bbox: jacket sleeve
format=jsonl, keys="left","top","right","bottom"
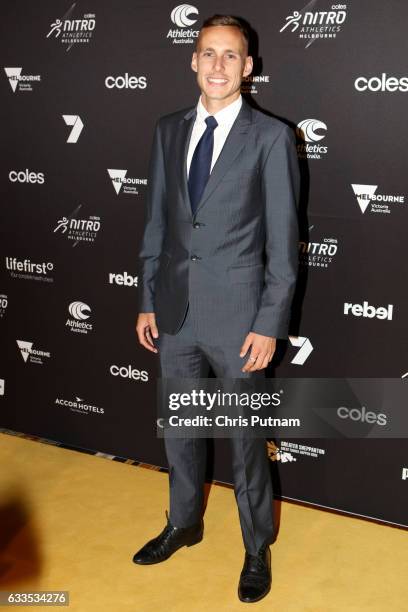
{"left": 137, "top": 119, "right": 167, "bottom": 313}
{"left": 250, "top": 124, "right": 300, "bottom": 339}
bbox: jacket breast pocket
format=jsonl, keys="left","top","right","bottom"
{"left": 228, "top": 263, "right": 264, "bottom": 284}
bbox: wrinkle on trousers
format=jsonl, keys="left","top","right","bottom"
{"left": 155, "top": 304, "right": 274, "bottom": 555}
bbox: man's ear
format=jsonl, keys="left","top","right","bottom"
{"left": 191, "top": 51, "right": 198, "bottom": 73}
{"left": 243, "top": 55, "right": 253, "bottom": 78}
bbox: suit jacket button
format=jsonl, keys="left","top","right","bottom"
{"left": 191, "top": 255, "right": 197, "bottom": 261}
{"left": 193, "top": 222, "right": 201, "bottom": 229}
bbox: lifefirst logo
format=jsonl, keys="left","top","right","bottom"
{"left": 5, "top": 257, "right": 54, "bottom": 282}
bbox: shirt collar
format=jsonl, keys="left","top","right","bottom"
{"left": 196, "top": 94, "right": 242, "bottom": 126}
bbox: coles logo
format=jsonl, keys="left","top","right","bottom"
{"left": 105, "top": 73, "right": 147, "bottom": 89}
{"left": 9, "top": 169, "right": 45, "bottom": 184}
{"left": 110, "top": 364, "right": 149, "bottom": 382}
{"left": 354, "top": 73, "right": 408, "bottom": 92}
{"left": 337, "top": 406, "right": 387, "bottom": 426}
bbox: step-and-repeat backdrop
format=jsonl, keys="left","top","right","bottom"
{"left": 1, "top": 1, "right": 407, "bottom": 527}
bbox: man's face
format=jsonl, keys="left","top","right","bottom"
{"left": 191, "top": 25, "right": 253, "bottom": 106}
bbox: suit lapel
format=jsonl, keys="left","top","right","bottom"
{"left": 176, "top": 107, "right": 196, "bottom": 220}
{"left": 177, "top": 99, "right": 253, "bottom": 219}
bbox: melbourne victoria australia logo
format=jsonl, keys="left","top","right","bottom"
{"left": 4, "top": 67, "right": 41, "bottom": 92}
{"left": 46, "top": 10, "right": 96, "bottom": 47}
{"left": 167, "top": 4, "right": 199, "bottom": 44}
{"left": 351, "top": 184, "right": 405, "bottom": 215}
{"left": 296, "top": 119, "right": 328, "bottom": 159}
{"left": 66, "top": 301, "right": 93, "bottom": 334}
{"left": 241, "top": 74, "right": 270, "bottom": 95}
{"left": 17, "top": 340, "right": 51, "bottom": 365}
{"left": 55, "top": 396, "right": 104, "bottom": 416}
{"left": 279, "top": 5, "right": 348, "bottom": 48}
{"left": 53, "top": 207, "right": 101, "bottom": 246}
{"left": 107, "top": 169, "right": 147, "bottom": 195}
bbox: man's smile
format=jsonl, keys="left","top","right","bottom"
{"left": 207, "top": 76, "right": 229, "bottom": 85}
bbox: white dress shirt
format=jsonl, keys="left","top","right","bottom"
{"left": 186, "top": 94, "right": 243, "bottom": 178}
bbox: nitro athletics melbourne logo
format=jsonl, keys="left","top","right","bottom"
{"left": 53, "top": 206, "right": 101, "bottom": 246}
{"left": 0, "top": 294, "right": 8, "bottom": 318}
{"left": 46, "top": 5, "right": 96, "bottom": 47}
{"left": 299, "top": 225, "right": 338, "bottom": 269}
{"left": 279, "top": 4, "right": 348, "bottom": 48}
{"left": 167, "top": 4, "right": 200, "bottom": 44}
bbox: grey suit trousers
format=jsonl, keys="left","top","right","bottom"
{"left": 156, "top": 303, "right": 274, "bottom": 555}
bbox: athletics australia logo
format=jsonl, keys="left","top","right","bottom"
{"left": 167, "top": 4, "right": 199, "bottom": 44}
{"left": 351, "top": 184, "right": 405, "bottom": 215}
{"left": 279, "top": 5, "right": 348, "bottom": 48}
{"left": 66, "top": 301, "right": 93, "bottom": 334}
{"left": 296, "top": 119, "right": 328, "bottom": 159}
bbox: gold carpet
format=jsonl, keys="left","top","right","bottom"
{"left": 0, "top": 432, "right": 406, "bottom": 612}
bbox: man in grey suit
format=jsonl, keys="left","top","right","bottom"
{"left": 133, "top": 14, "right": 299, "bottom": 603}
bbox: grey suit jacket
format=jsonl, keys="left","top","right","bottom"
{"left": 138, "top": 98, "right": 300, "bottom": 344}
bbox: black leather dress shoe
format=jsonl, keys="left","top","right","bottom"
{"left": 132, "top": 511, "right": 203, "bottom": 565}
{"left": 238, "top": 544, "right": 272, "bottom": 603}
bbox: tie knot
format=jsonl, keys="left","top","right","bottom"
{"left": 205, "top": 115, "right": 218, "bottom": 130}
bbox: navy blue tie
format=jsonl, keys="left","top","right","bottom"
{"left": 188, "top": 115, "right": 218, "bottom": 215}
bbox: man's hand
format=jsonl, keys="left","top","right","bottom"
{"left": 240, "top": 332, "right": 276, "bottom": 372}
{"left": 136, "top": 313, "right": 159, "bottom": 353}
